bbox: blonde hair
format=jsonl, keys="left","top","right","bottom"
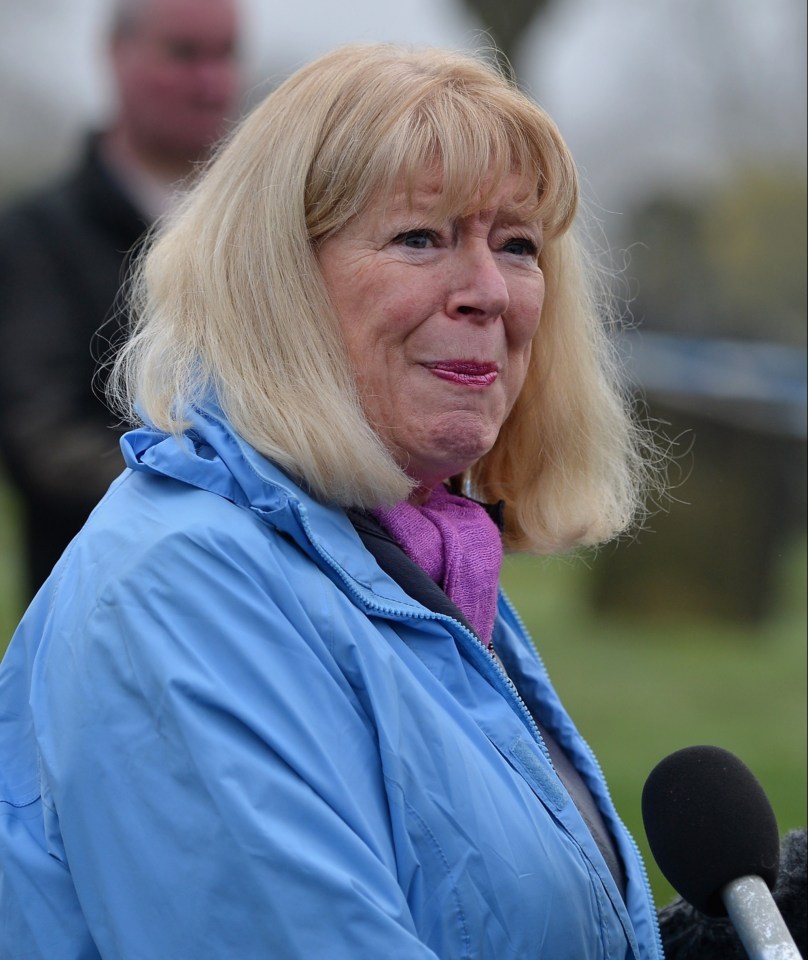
{"left": 110, "top": 42, "right": 654, "bottom": 553}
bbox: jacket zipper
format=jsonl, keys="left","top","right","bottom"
{"left": 297, "top": 504, "right": 554, "bottom": 763}
{"left": 500, "top": 591, "right": 664, "bottom": 960}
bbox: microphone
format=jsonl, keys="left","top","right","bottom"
{"left": 641, "top": 745, "right": 801, "bottom": 960}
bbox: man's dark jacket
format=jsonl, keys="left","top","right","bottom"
{"left": 0, "top": 136, "right": 149, "bottom": 596}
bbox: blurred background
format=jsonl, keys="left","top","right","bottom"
{"left": 1, "top": 0, "right": 805, "bottom": 905}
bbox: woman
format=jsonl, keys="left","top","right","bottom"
{"left": 0, "top": 44, "right": 662, "bottom": 958}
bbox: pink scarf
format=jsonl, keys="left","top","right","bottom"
{"left": 372, "top": 485, "right": 503, "bottom": 645}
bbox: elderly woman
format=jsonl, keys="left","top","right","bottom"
{"left": 0, "top": 44, "right": 662, "bottom": 959}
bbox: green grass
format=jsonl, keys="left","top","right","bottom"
{"left": 0, "top": 473, "right": 24, "bottom": 647}
{"left": 1, "top": 473, "right": 805, "bottom": 908}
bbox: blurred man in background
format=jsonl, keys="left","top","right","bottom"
{"left": 0, "top": 0, "right": 242, "bottom": 598}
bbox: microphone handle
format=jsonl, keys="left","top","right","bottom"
{"left": 722, "top": 874, "right": 800, "bottom": 960}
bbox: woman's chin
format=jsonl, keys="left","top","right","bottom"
{"left": 402, "top": 430, "right": 499, "bottom": 489}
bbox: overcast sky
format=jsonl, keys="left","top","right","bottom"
{"left": 1, "top": 0, "right": 805, "bottom": 215}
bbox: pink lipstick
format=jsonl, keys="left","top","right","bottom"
{"left": 427, "top": 361, "right": 498, "bottom": 386}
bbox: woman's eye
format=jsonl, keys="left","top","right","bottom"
{"left": 502, "top": 237, "right": 539, "bottom": 258}
{"left": 394, "top": 230, "right": 435, "bottom": 250}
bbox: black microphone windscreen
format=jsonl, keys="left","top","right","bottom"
{"left": 641, "top": 745, "right": 780, "bottom": 917}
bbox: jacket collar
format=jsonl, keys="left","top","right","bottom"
{"left": 119, "top": 404, "right": 423, "bottom": 612}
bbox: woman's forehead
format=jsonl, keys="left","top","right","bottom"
{"left": 380, "top": 164, "right": 543, "bottom": 223}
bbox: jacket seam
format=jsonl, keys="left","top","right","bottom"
{"left": 402, "top": 796, "right": 472, "bottom": 960}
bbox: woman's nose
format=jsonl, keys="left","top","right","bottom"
{"left": 445, "top": 245, "right": 509, "bottom": 321}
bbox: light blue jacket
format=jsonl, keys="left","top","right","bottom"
{"left": 0, "top": 407, "right": 663, "bottom": 959}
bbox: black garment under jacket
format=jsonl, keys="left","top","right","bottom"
{"left": 0, "top": 135, "right": 149, "bottom": 595}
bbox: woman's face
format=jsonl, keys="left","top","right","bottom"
{"left": 317, "top": 168, "right": 545, "bottom": 496}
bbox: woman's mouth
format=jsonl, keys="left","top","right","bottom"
{"left": 426, "top": 361, "right": 499, "bottom": 386}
